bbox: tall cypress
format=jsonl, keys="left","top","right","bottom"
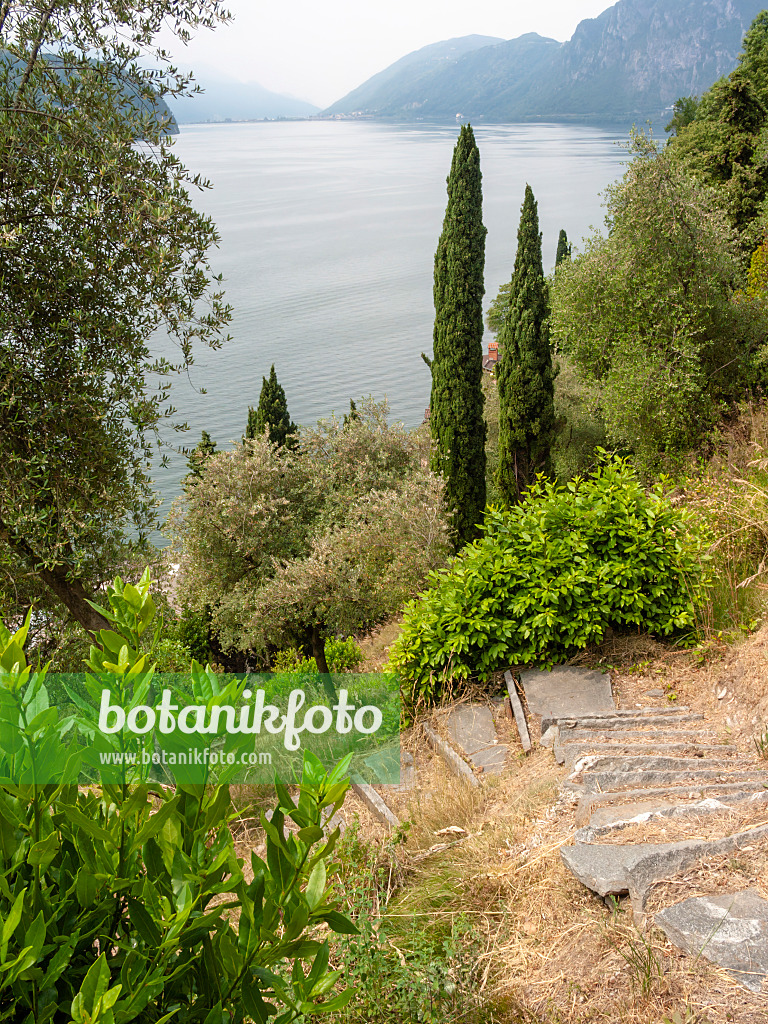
{"left": 555, "top": 229, "right": 571, "bottom": 267}
{"left": 184, "top": 430, "right": 217, "bottom": 485}
{"left": 430, "top": 124, "right": 487, "bottom": 546}
{"left": 245, "top": 365, "right": 298, "bottom": 448}
{"left": 496, "top": 184, "right": 556, "bottom": 504}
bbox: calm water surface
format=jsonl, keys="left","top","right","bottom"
{"left": 151, "top": 120, "right": 628, "bottom": 530}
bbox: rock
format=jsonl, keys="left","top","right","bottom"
{"left": 520, "top": 666, "right": 615, "bottom": 730}
{"left": 643, "top": 689, "right": 665, "bottom": 698}
{"left": 540, "top": 725, "right": 558, "bottom": 749}
{"left": 656, "top": 890, "right": 768, "bottom": 994}
{"left": 443, "top": 705, "right": 497, "bottom": 756}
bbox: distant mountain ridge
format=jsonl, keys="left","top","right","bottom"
{"left": 325, "top": 0, "right": 768, "bottom": 123}
{"left": 169, "top": 75, "right": 319, "bottom": 122}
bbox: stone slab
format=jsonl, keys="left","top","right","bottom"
{"left": 422, "top": 724, "right": 479, "bottom": 788}
{"left": 656, "top": 890, "right": 768, "bottom": 994}
{"left": 350, "top": 777, "right": 400, "bottom": 829}
{"left": 582, "top": 793, "right": 768, "bottom": 839}
{"left": 562, "top": 824, "right": 768, "bottom": 910}
{"left": 559, "top": 713, "right": 704, "bottom": 731}
{"left": 562, "top": 728, "right": 714, "bottom": 745}
{"left": 443, "top": 705, "right": 497, "bottom": 756}
{"left": 589, "top": 799, "right": 681, "bottom": 829}
{"left": 568, "top": 754, "right": 755, "bottom": 779}
{"left": 520, "top": 666, "right": 614, "bottom": 728}
{"left": 504, "top": 671, "right": 531, "bottom": 753}
{"left": 469, "top": 745, "right": 508, "bottom": 774}
{"left": 558, "top": 741, "right": 740, "bottom": 768}
{"left": 574, "top": 781, "right": 768, "bottom": 827}
{"left": 570, "top": 769, "right": 768, "bottom": 795}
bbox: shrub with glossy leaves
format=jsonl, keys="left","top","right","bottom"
{"left": 0, "top": 571, "right": 356, "bottom": 1023}
{"left": 391, "top": 458, "right": 710, "bottom": 705}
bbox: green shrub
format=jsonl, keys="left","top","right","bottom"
{"left": 0, "top": 571, "right": 356, "bottom": 1023}
{"left": 391, "top": 458, "right": 710, "bottom": 705}
{"left": 273, "top": 637, "right": 364, "bottom": 675}
{"left": 324, "top": 637, "right": 364, "bottom": 672}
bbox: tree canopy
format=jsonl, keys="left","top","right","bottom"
{"left": 169, "top": 399, "right": 452, "bottom": 669}
{"left": 245, "top": 364, "right": 298, "bottom": 448}
{"left": 429, "top": 123, "right": 487, "bottom": 547}
{"left": 0, "top": 1, "right": 231, "bottom": 635}
{"left": 551, "top": 133, "right": 768, "bottom": 470}
{"left": 496, "top": 185, "right": 556, "bottom": 503}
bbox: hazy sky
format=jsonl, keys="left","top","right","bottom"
{"left": 163, "top": 0, "right": 616, "bottom": 108}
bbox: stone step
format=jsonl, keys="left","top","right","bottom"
{"left": 589, "top": 790, "right": 768, "bottom": 830}
{"left": 560, "top": 728, "right": 719, "bottom": 745}
{"left": 656, "top": 889, "right": 768, "bottom": 994}
{"left": 554, "top": 706, "right": 693, "bottom": 720}
{"left": 575, "top": 780, "right": 768, "bottom": 827}
{"left": 566, "top": 767, "right": 767, "bottom": 795}
{"left": 576, "top": 791, "right": 768, "bottom": 842}
{"left": 558, "top": 741, "right": 740, "bottom": 768}
{"left": 556, "top": 713, "right": 704, "bottom": 731}
{"left": 568, "top": 754, "right": 758, "bottom": 778}
{"left": 560, "top": 823, "right": 768, "bottom": 913}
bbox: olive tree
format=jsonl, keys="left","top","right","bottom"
{"left": 169, "top": 399, "right": 453, "bottom": 669}
{"left": 0, "top": 1, "right": 232, "bottom": 636}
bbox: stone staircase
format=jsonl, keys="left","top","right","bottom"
{"left": 351, "top": 666, "right": 768, "bottom": 996}
{"left": 540, "top": 695, "right": 768, "bottom": 995}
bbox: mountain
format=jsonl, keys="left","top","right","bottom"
{"left": 169, "top": 75, "right": 319, "bottom": 122}
{"left": 325, "top": 0, "right": 768, "bottom": 123}
{"left": 323, "top": 34, "right": 505, "bottom": 116}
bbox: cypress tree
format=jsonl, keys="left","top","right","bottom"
{"left": 430, "top": 124, "right": 487, "bottom": 546}
{"left": 184, "top": 430, "right": 217, "bottom": 485}
{"left": 245, "top": 365, "right": 298, "bottom": 448}
{"left": 496, "top": 184, "right": 556, "bottom": 504}
{"left": 555, "top": 228, "right": 571, "bottom": 267}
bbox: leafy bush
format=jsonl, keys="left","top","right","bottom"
{"left": 391, "top": 458, "right": 710, "bottom": 705}
{"left": 0, "top": 571, "right": 356, "bottom": 1023}
{"left": 274, "top": 638, "right": 364, "bottom": 675}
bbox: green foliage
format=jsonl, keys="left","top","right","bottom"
{"left": 0, "top": 572, "right": 356, "bottom": 1022}
{"left": 430, "top": 124, "right": 487, "bottom": 546}
{"left": 496, "top": 184, "right": 557, "bottom": 503}
{"left": 551, "top": 132, "right": 768, "bottom": 473}
{"left": 670, "top": 13, "right": 768, "bottom": 243}
{"left": 246, "top": 365, "right": 298, "bottom": 449}
{"left": 486, "top": 280, "right": 511, "bottom": 336}
{"left": 273, "top": 637, "right": 364, "bottom": 675}
{"left": 0, "top": 2, "right": 231, "bottom": 634}
{"left": 325, "top": 637, "right": 364, "bottom": 672}
{"left": 175, "top": 604, "right": 217, "bottom": 665}
{"left": 170, "top": 399, "right": 452, "bottom": 661}
{"left": 185, "top": 430, "right": 218, "bottom": 484}
{"left": 665, "top": 95, "right": 700, "bottom": 136}
{"left": 550, "top": 358, "right": 608, "bottom": 482}
{"left": 391, "top": 458, "right": 709, "bottom": 704}
{"left": 554, "top": 228, "right": 571, "bottom": 266}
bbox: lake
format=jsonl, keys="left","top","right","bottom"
{"left": 150, "top": 119, "right": 629, "bottom": 530}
